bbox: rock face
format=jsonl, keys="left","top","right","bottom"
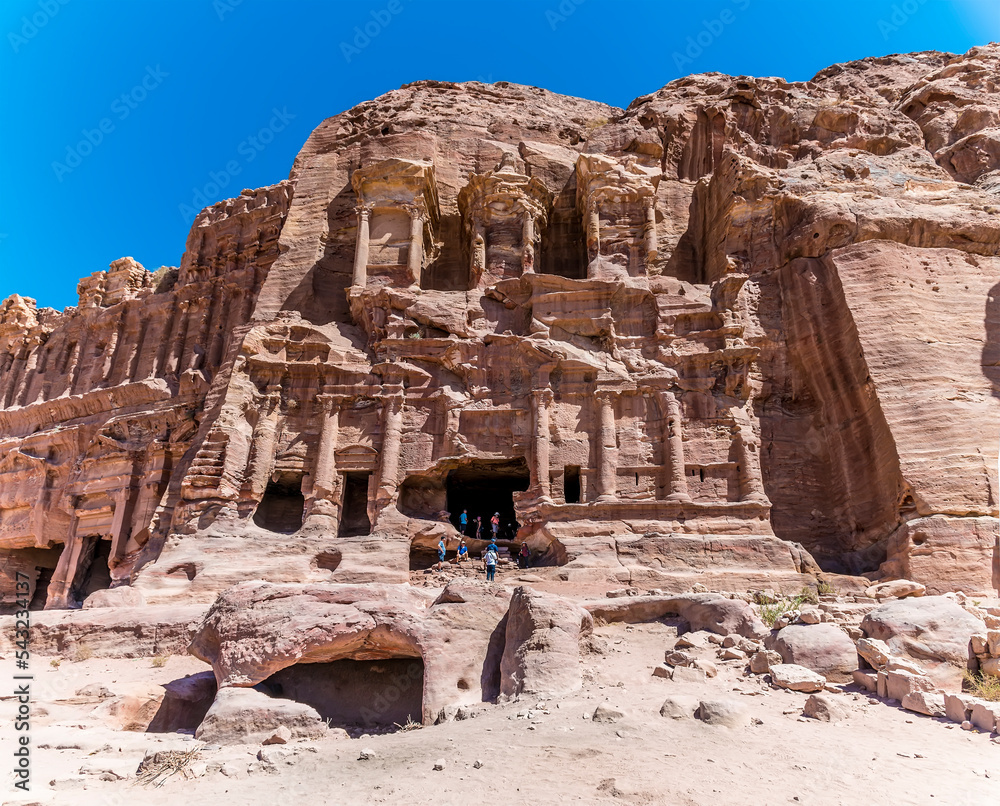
{"left": 3, "top": 46, "right": 1000, "bottom": 609}
{"left": 860, "top": 595, "right": 984, "bottom": 688}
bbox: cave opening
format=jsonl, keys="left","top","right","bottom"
{"left": 445, "top": 458, "right": 529, "bottom": 541}
{"left": 339, "top": 471, "right": 372, "bottom": 536}
{"left": 261, "top": 657, "right": 424, "bottom": 731}
{"left": 70, "top": 537, "right": 112, "bottom": 604}
{"left": 253, "top": 473, "right": 305, "bottom": 533}
{"left": 564, "top": 465, "right": 581, "bottom": 504}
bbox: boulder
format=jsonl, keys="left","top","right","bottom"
{"left": 852, "top": 669, "right": 877, "bottom": 693}
{"left": 865, "top": 580, "right": 926, "bottom": 600}
{"left": 659, "top": 696, "right": 698, "bottom": 719}
{"left": 82, "top": 586, "right": 146, "bottom": 609}
{"left": 901, "top": 690, "right": 947, "bottom": 717}
{"left": 670, "top": 666, "right": 707, "bottom": 683}
{"left": 769, "top": 664, "right": 826, "bottom": 692}
{"left": 584, "top": 593, "right": 767, "bottom": 638}
{"left": 750, "top": 650, "right": 782, "bottom": 675}
{"left": 970, "top": 701, "right": 1000, "bottom": 732}
{"left": 195, "top": 687, "right": 328, "bottom": 745}
{"left": 500, "top": 586, "right": 593, "bottom": 699}
{"left": 767, "top": 624, "right": 859, "bottom": 682}
{"left": 592, "top": 702, "right": 625, "bottom": 723}
{"left": 860, "top": 596, "right": 983, "bottom": 689}
{"left": 944, "top": 692, "right": 976, "bottom": 723}
{"left": 803, "top": 694, "right": 846, "bottom": 722}
{"left": 695, "top": 699, "right": 748, "bottom": 728}
{"left": 885, "top": 669, "right": 936, "bottom": 702}
{"left": 855, "top": 637, "right": 892, "bottom": 670}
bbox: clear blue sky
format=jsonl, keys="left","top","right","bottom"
{"left": 1, "top": 0, "right": 997, "bottom": 310}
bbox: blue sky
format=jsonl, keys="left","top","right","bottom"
{"left": 1, "top": 0, "right": 997, "bottom": 310}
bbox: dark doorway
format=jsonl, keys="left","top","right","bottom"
{"left": 564, "top": 465, "right": 581, "bottom": 504}
{"left": 446, "top": 459, "right": 529, "bottom": 540}
{"left": 71, "top": 537, "right": 112, "bottom": 604}
{"left": 253, "top": 474, "right": 305, "bottom": 533}
{"left": 262, "top": 657, "right": 423, "bottom": 730}
{"left": 339, "top": 471, "right": 372, "bottom": 536}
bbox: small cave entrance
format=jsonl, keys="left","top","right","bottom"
{"left": 445, "top": 458, "right": 529, "bottom": 541}
{"left": 338, "top": 471, "right": 372, "bottom": 537}
{"left": 564, "top": 465, "right": 581, "bottom": 504}
{"left": 262, "top": 657, "right": 424, "bottom": 730}
{"left": 71, "top": 537, "right": 112, "bottom": 604}
{"left": 253, "top": 473, "right": 305, "bottom": 533}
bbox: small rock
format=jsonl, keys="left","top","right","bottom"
{"left": 659, "top": 695, "right": 698, "bottom": 720}
{"left": 75, "top": 684, "right": 114, "bottom": 699}
{"left": 592, "top": 702, "right": 625, "bottom": 723}
{"left": 769, "top": 664, "right": 827, "bottom": 693}
{"left": 652, "top": 663, "right": 673, "bottom": 679}
{"left": 721, "top": 647, "right": 746, "bottom": 661}
{"left": 865, "top": 580, "right": 926, "bottom": 600}
{"left": 473, "top": 759, "right": 484, "bottom": 769}
{"left": 433, "top": 758, "right": 445, "bottom": 771}
{"left": 358, "top": 748, "right": 376, "bottom": 760}
{"left": 261, "top": 726, "right": 291, "bottom": 746}
{"left": 803, "top": 694, "right": 846, "bottom": 722}
{"left": 695, "top": 699, "right": 748, "bottom": 728}
{"left": 799, "top": 608, "right": 822, "bottom": 625}
{"left": 692, "top": 658, "right": 718, "bottom": 678}
{"left": 670, "top": 665, "right": 708, "bottom": 683}
{"left": 750, "top": 650, "right": 782, "bottom": 675}
{"left": 664, "top": 650, "right": 696, "bottom": 667}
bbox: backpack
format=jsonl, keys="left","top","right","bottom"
{"left": 485, "top": 549, "right": 498, "bottom": 566}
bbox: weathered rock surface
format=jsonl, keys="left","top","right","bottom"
{"left": 500, "top": 586, "right": 593, "bottom": 698}
{"left": 860, "top": 596, "right": 983, "bottom": 688}
{"left": 3, "top": 46, "right": 1000, "bottom": 620}
{"left": 766, "top": 624, "right": 859, "bottom": 682}
{"left": 195, "top": 686, "right": 329, "bottom": 745}
{"left": 586, "top": 593, "right": 767, "bottom": 638}
{"left": 769, "top": 664, "right": 826, "bottom": 692}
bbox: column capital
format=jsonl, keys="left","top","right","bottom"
{"left": 531, "top": 387, "right": 554, "bottom": 404}
{"left": 354, "top": 203, "right": 373, "bottom": 219}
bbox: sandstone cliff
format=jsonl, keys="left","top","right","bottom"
{"left": 2, "top": 45, "right": 1000, "bottom": 610}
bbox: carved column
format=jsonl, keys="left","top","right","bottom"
{"left": 522, "top": 212, "right": 536, "bottom": 274}
{"left": 734, "top": 421, "right": 769, "bottom": 503}
{"left": 309, "top": 392, "right": 342, "bottom": 518}
{"left": 644, "top": 198, "right": 658, "bottom": 269}
{"left": 244, "top": 387, "right": 282, "bottom": 507}
{"left": 661, "top": 392, "right": 691, "bottom": 502}
{"left": 530, "top": 388, "right": 553, "bottom": 501}
{"left": 377, "top": 392, "right": 405, "bottom": 502}
{"left": 595, "top": 390, "right": 618, "bottom": 502}
{"left": 44, "top": 516, "right": 82, "bottom": 609}
{"left": 472, "top": 225, "right": 486, "bottom": 285}
{"left": 352, "top": 205, "right": 371, "bottom": 288}
{"left": 586, "top": 201, "right": 601, "bottom": 277}
{"left": 407, "top": 206, "right": 424, "bottom": 286}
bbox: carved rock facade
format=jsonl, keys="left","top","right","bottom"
{"left": 3, "top": 46, "right": 1000, "bottom": 610}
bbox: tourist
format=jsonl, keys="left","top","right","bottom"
{"left": 457, "top": 540, "right": 469, "bottom": 562}
{"left": 437, "top": 537, "right": 447, "bottom": 571}
{"left": 518, "top": 541, "right": 530, "bottom": 569}
{"left": 490, "top": 512, "right": 500, "bottom": 539}
{"left": 484, "top": 544, "right": 499, "bottom": 582}
{"left": 474, "top": 515, "right": 483, "bottom": 540}
{"left": 459, "top": 509, "right": 468, "bottom": 535}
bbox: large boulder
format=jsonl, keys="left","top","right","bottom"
{"left": 195, "top": 686, "right": 328, "bottom": 745}
{"left": 147, "top": 671, "right": 217, "bottom": 733}
{"left": 766, "top": 624, "right": 858, "bottom": 682}
{"left": 860, "top": 595, "right": 983, "bottom": 689}
{"left": 500, "top": 587, "right": 593, "bottom": 699}
{"left": 585, "top": 593, "right": 767, "bottom": 638}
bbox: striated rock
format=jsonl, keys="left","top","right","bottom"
{"left": 3, "top": 47, "right": 1000, "bottom": 627}
{"left": 500, "top": 586, "right": 593, "bottom": 698}
{"left": 860, "top": 596, "right": 983, "bottom": 689}
{"left": 865, "top": 580, "right": 926, "bottom": 600}
{"left": 767, "top": 624, "right": 859, "bottom": 682}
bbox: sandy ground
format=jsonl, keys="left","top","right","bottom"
{"left": 2, "top": 619, "right": 998, "bottom": 806}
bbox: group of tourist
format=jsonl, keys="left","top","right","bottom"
{"left": 457, "top": 509, "right": 519, "bottom": 542}
{"left": 435, "top": 511, "right": 534, "bottom": 581}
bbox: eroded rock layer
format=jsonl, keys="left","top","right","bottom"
{"left": 3, "top": 45, "right": 1000, "bottom": 610}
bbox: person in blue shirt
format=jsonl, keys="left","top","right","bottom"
{"left": 457, "top": 540, "right": 469, "bottom": 563}
{"left": 437, "top": 538, "right": 447, "bottom": 571}
{"left": 459, "top": 509, "right": 468, "bottom": 535}
{"left": 483, "top": 544, "right": 499, "bottom": 582}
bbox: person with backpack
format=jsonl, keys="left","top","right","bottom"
{"left": 483, "top": 544, "right": 499, "bottom": 582}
